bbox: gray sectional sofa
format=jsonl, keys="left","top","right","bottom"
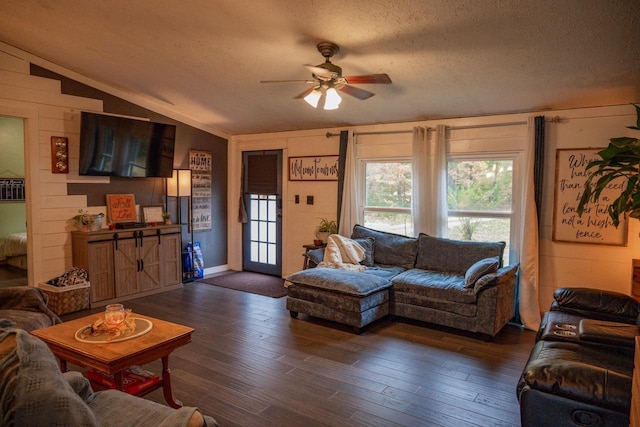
{"left": 285, "top": 225, "right": 518, "bottom": 337}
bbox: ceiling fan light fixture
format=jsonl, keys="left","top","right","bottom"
{"left": 324, "top": 87, "right": 342, "bottom": 110}
{"left": 303, "top": 88, "right": 322, "bottom": 108}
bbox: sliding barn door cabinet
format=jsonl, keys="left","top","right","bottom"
{"left": 72, "top": 225, "right": 183, "bottom": 307}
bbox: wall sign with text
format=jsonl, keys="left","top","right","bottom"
{"left": 288, "top": 156, "right": 339, "bottom": 181}
{"left": 106, "top": 194, "right": 137, "bottom": 223}
{"left": 552, "top": 148, "right": 627, "bottom": 246}
{"left": 189, "top": 150, "right": 212, "bottom": 232}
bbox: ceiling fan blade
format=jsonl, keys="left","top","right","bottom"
{"left": 304, "top": 64, "right": 334, "bottom": 80}
{"left": 260, "top": 79, "right": 316, "bottom": 83}
{"left": 294, "top": 87, "right": 315, "bottom": 99}
{"left": 338, "top": 85, "right": 375, "bottom": 100}
{"left": 343, "top": 74, "right": 392, "bottom": 84}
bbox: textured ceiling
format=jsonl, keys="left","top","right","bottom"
{"left": 1, "top": 0, "right": 639, "bottom": 136}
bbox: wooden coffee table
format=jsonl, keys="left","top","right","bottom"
{"left": 31, "top": 313, "right": 193, "bottom": 408}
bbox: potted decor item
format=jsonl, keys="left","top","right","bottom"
{"left": 577, "top": 104, "right": 640, "bottom": 226}
{"left": 315, "top": 217, "right": 338, "bottom": 243}
{"left": 90, "top": 213, "right": 104, "bottom": 231}
{"left": 74, "top": 210, "right": 94, "bottom": 232}
{"left": 73, "top": 210, "right": 104, "bottom": 231}
{"left": 162, "top": 211, "right": 171, "bottom": 224}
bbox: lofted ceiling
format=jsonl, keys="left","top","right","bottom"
{"left": 1, "top": 0, "right": 639, "bottom": 137}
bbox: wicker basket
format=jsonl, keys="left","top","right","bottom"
{"left": 37, "top": 282, "right": 90, "bottom": 316}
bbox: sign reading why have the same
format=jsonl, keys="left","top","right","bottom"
{"left": 552, "top": 148, "right": 627, "bottom": 246}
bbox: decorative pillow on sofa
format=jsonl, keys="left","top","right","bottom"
{"left": 464, "top": 256, "right": 500, "bottom": 288}
{"left": 353, "top": 237, "right": 375, "bottom": 266}
{"left": 305, "top": 248, "right": 325, "bottom": 265}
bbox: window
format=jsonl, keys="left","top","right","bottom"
{"left": 361, "top": 160, "right": 413, "bottom": 236}
{"left": 249, "top": 194, "right": 277, "bottom": 265}
{"left": 447, "top": 157, "right": 514, "bottom": 264}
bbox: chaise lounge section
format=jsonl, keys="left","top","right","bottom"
{"left": 286, "top": 225, "right": 518, "bottom": 336}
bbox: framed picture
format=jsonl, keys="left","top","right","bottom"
{"left": 141, "top": 205, "right": 164, "bottom": 223}
{"left": 0, "top": 178, "right": 25, "bottom": 201}
{"left": 288, "top": 155, "right": 339, "bottom": 181}
{"left": 190, "top": 149, "right": 212, "bottom": 232}
{"left": 106, "top": 194, "right": 137, "bottom": 223}
{"left": 552, "top": 148, "right": 628, "bottom": 246}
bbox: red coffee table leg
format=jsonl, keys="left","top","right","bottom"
{"left": 161, "top": 355, "right": 182, "bottom": 408}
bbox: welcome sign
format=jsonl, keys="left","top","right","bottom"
{"left": 288, "top": 156, "right": 339, "bottom": 181}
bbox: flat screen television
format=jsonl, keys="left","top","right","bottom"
{"left": 79, "top": 112, "right": 176, "bottom": 178}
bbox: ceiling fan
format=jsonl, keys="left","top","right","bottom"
{"left": 260, "top": 42, "right": 392, "bottom": 110}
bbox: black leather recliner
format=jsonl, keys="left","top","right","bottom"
{"left": 517, "top": 287, "right": 640, "bottom": 427}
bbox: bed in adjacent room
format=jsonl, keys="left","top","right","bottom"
{"left": 0, "top": 232, "right": 28, "bottom": 270}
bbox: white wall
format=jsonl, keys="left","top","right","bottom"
{"left": 0, "top": 46, "right": 105, "bottom": 284}
{"left": 230, "top": 104, "right": 640, "bottom": 311}
{"left": 538, "top": 105, "right": 640, "bottom": 308}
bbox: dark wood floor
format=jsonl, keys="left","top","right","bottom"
{"left": 0, "top": 264, "right": 28, "bottom": 288}
{"left": 63, "top": 281, "right": 535, "bottom": 427}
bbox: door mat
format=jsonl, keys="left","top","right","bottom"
{"left": 197, "top": 271, "right": 287, "bottom": 298}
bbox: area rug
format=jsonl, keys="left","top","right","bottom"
{"left": 197, "top": 271, "right": 287, "bottom": 298}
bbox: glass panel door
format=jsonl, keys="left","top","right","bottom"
{"left": 242, "top": 150, "right": 282, "bottom": 276}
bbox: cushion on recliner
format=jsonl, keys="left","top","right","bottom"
{"left": 553, "top": 287, "right": 640, "bottom": 321}
{"left": 518, "top": 340, "right": 633, "bottom": 413}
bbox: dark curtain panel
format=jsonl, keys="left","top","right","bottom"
{"left": 247, "top": 153, "right": 278, "bottom": 194}
{"left": 534, "top": 116, "right": 545, "bottom": 220}
{"left": 337, "top": 131, "right": 349, "bottom": 223}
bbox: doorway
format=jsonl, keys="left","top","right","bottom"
{"left": 241, "top": 150, "right": 282, "bottom": 276}
{"left": 0, "top": 116, "right": 28, "bottom": 286}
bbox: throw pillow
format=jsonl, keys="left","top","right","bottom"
{"left": 305, "top": 248, "right": 325, "bottom": 266}
{"left": 464, "top": 256, "right": 500, "bottom": 288}
{"left": 353, "top": 237, "right": 375, "bottom": 266}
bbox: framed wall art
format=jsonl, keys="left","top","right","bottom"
{"left": 0, "top": 178, "right": 25, "bottom": 201}
{"left": 288, "top": 155, "right": 339, "bottom": 181}
{"left": 106, "top": 194, "right": 137, "bottom": 223}
{"left": 189, "top": 150, "right": 212, "bottom": 231}
{"left": 141, "top": 204, "right": 164, "bottom": 223}
{"left": 552, "top": 148, "right": 627, "bottom": 246}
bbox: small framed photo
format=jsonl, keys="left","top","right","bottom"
{"left": 141, "top": 205, "right": 165, "bottom": 223}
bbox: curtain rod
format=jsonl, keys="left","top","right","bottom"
{"left": 325, "top": 116, "right": 562, "bottom": 138}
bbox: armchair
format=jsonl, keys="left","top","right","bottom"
{"left": 517, "top": 287, "right": 640, "bottom": 427}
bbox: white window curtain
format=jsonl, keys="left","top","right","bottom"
{"left": 518, "top": 117, "right": 542, "bottom": 330}
{"left": 412, "top": 125, "right": 447, "bottom": 237}
{"left": 339, "top": 131, "right": 358, "bottom": 236}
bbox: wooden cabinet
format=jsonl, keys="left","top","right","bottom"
{"left": 72, "top": 225, "right": 182, "bottom": 306}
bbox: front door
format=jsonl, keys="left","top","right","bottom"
{"left": 241, "top": 150, "right": 282, "bottom": 276}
